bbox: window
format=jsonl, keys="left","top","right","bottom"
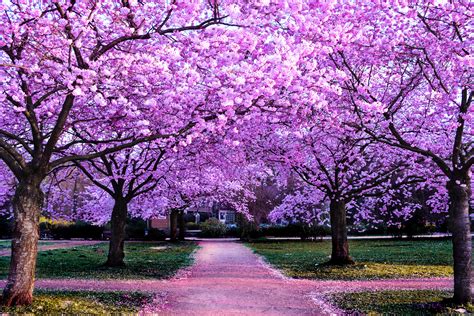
{"left": 226, "top": 211, "right": 236, "bottom": 223}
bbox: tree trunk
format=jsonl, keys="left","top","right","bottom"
{"left": 178, "top": 210, "right": 185, "bottom": 241}
{"left": 2, "top": 177, "right": 43, "bottom": 306}
{"left": 169, "top": 209, "right": 178, "bottom": 242}
{"left": 328, "top": 199, "right": 354, "bottom": 265}
{"left": 447, "top": 178, "right": 472, "bottom": 304}
{"left": 105, "top": 198, "right": 128, "bottom": 267}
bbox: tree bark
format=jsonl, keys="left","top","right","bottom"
{"left": 328, "top": 199, "right": 354, "bottom": 265}
{"left": 2, "top": 177, "right": 43, "bottom": 306}
{"left": 105, "top": 198, "right": 128, "bottom": 267}
{"left": 178, "top": 209, "right": 185, "bottom": 241}
{"left": 169, "top": 209, "right": 178, "bottom": 242}
{"left": 447, "top": 178, "right": 472, "bottom": 304}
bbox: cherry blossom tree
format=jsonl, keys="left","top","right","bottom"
{"left": 151, "top": 139, "right": 258, "bottom": 221}
{"left": 1, "top": 0, "right": 470, "bottom": 307}
{"left": 315, "top": 1, "right": 472, "bottom": 303}
{"left": 269, "top": 188, "right": 329, "bottom": 228}
{"left": 73, "top": 143, "right": 167, "bottom": 266}
{"left": 246, "top": 175, "right": 287, "bottom": 226}
{"left": 70, "top": 131, "right": 258, "bottom": 260}
{"left": 257, "top": 106, "right": 423, "bottom": 264}
{"left": 0, "top": 0, "right": 300, "bottom": 305}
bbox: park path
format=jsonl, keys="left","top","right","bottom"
{"left": 0, "top": 240, "right": 104, "bottom": 257}
{"left": 158, "top": 240, "right": 327, "bottom": 315}
{"left": 0, "top": 240, "right": 456, "bottom": 315}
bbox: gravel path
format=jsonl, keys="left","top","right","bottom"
{"left": 0, "top": 240, "right": 104, "bottom": 257}
{"left": 0, "top": 240, "right": 456, "bottom": 315}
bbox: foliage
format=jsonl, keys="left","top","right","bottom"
{"left": 225, "top": 226, "right": 242, "bottom": 238}
{"left": 40, "top": 221, "right": 104, "bottom": 240}
{"left": 125, "top": 218, "right": 148, "bottom": 239}
{"left": 331, "top": 290, "right": 474, "bottom": 315}
{"left": 0, "top": 290, "right": 153, "bottom": 315}
{"left": 144, "top": 228, "right": 167, "bottom": 241}
{"left": 262, "top": 224, "right": 330, "bottom": 239}
{"left": 104, "top": 219, "right": 166, "bottom": 241}
{"left": 239, "top": 220, "right": 260, "bottom": 241}
{"left": 0, "top": 242, "right": 196, "bottom": 280}
{"left": 185, "top": 222, "right": 201, "bottom": 230}
{"left": 0, "top": 0, "right": 472, "bottom": 303}
{"left": 126, "top": 218, "right": 166, "bottom": 241}
{"left": 236, "top": 224, "right": 331, "bottom": 241}
{"left": 200, "top": 218, "right": 227, "bottom": 238}
{"left": 247, "top": 239, "right": 458, "bottom": 280}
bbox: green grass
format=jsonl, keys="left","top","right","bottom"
{"left": 247, "top": 239, "right": 458, "bottom": 280}
{"left": 0, "top": 290, "right": 154, "bottom": 314}
{"left": 331, "top": 290, "right": 473, "bottom": 315}
{"left": 0, "top": 240, "right": 55, "bottom": 250}
{"left": 0, "top": 241, "right": 197, "bottom": 279}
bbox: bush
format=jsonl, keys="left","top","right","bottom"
{"left": 126, "top": 219, "right": 147, "bottom": 239}
{"left": 261, "top": 224, "right": 329, "bottom": 239}
{"left": 200, "top": 218, "right": 227, "bottom": 238}
{"left": 226, "top": 226, "right": 242, "bottom": 238}
{"left": 240, "top": 221, "right": 261, "bottom": 241}
{"left": 144, "top": 228, "right": 167, "bottom": 241}
{"left": 185, "top": 222, "right": 201, "bottom": 230}
{"left": 40, "top": 221, "right": 104, "bottom": 240}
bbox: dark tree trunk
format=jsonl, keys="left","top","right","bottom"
{"left": 178, "top": 210, "right": 185, "bottom": 241}
{"left": 105, "top": 198, "right": 128, "bottom": 267}
{"left": 2, "top": 177, "right": 43, "bottom": 306}
{"left": 169, "top": 209, "right": 178, "bottom": 242}
{"left": 328, "top": 199, "right": 354, "bottom": 265}
{"left": 447, "top": 178, "right": 472, "bottom": 304}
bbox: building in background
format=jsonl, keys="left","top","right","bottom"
{"left": 148, "top": 202, "right": 237, "bottom": 233}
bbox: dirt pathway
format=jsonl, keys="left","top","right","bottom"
{"left": 0, "top": 240, "right": 104, "bottom": 257}
{"left": 160, "top": 240, "right": 325, "bottom": 315}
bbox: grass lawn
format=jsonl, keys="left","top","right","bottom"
{"left": 0, "top": 290, "right": 154, "bottom": 315}
{"left": 0, "top": 241, "right": 11, "bottom": 250}
{"left": 0, "top": 240, "right": 56, "bottom": 250}
{"left": 331, "top": 290, "right": 473, "bottom": 315}
{"left": 247, "top": 239, "right": 459, "bottom": 280}
{"left": 0, "top": 241, "right": 197, "bottom": 279}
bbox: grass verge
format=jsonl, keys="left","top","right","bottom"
{"left": 0, "top": 290, "right": 153, "bottom": 314}
{"left": 331, "top": 290, "right": 473, "bottom": 315}
{"left": 247, "top": 239, "right": 457, "bottom": 280}
{"left": 0, "top": 241, "right": 197, "bottom": 279}
{"left": 0, "top": 240, "right": 56, "bottom": 251}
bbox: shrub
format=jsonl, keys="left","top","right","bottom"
{"left": 144, "top": 228, "right": 167, "bottom": 241}
{"left": 261, "top": 224, "right": 329, "bottom": 239}
{"left": 185, "top": 222, "right": 201, "bottom": 230}
{"left": 200, "top": 218, "right": 227, "bottom": 238}
{"left": 240, "top": 221, "right": 261, "bottom": 241}
{"left": 40, "top": 221, "right": 104, "bottom": 240}
{"left": 226, "top": 226, "right": 242, "bottom": 238}
{"left": 126, "top": 219, "right": 147, "bottom": 239}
